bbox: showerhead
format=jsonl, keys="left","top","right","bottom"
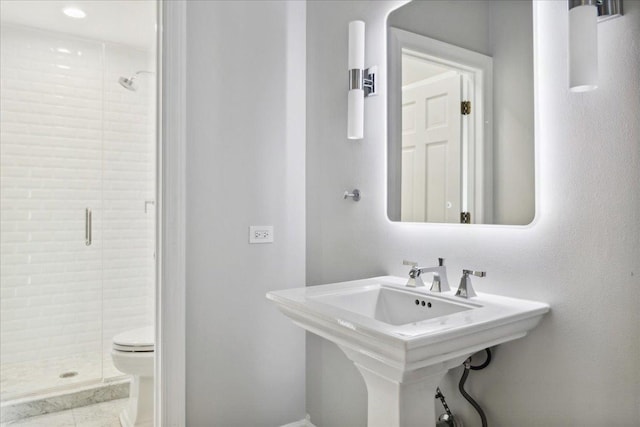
{"left": 118, "top": 70, "right": 154, "bottom": 91}
{"left": 118, "top": 76, "right": 137, "bottom": 91}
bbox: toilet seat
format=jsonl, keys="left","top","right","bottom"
{"left": 113, "top": 327, "right": 154, "bottom": 352}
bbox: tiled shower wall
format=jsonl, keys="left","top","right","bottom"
{"left": 0, "top": 25, "right": 155, "bottom": 399}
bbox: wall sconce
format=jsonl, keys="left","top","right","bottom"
{"left": 568, "top": 0, "right": 623, "bottom": 92}
{"left": 348, "top": 20, "right": 376, "bottom": 140}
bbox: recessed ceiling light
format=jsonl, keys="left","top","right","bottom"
{"left": 63, "top": 7, "right": 86, "bottom": 19}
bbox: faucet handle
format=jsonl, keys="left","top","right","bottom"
{"left": 455, "top": 269, "right": 486, "bottom": 298}
{"left": 462, "top": 269, "right": 485, "bottom": 278}
{"left": 402, "top": 260, "right": 424, "bottom": 287}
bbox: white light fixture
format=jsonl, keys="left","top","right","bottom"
{"left": 568, "top": 0, "right": 623, "bottom": 92}
{"left": 569, "top": 3, "right": 598, "bottom": 91}
{"left": 63, "top": 7, "right": 86, "bottom": 19}
{"left": 347, "top": 20, "right": 376, "bottom": 140}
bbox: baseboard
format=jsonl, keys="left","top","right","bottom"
{"left": 281, "top": 414, "right": 316, "bottom": 427}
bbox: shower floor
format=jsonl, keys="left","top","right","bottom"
{"left": 0, "top": 354, "right": 122, "bottom": 402}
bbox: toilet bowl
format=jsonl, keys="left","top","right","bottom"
{"left": 112, "top": 327, "right": 154, "bottom": 427}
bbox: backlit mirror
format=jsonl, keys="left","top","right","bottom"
{"left": 387, "top": 0, "right": 535, "bottom": 225}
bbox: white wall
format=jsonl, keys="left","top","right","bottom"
{"left": 0, "top": 25, "right": 155, "bottom": 396}
{"left": 306, "top": 1, "right": 640, "bottom": 426}
{"left": 185, "top": 1, "right": 306, "bottom": 425}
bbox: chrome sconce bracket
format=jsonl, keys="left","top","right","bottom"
{"left": 569, "top": 0, "right": 623, "bottom": 22}
{"left": 595, "top": 0, "right": 623, "bottom": 21}
{"left": 348, "top": 66, "right": 377, "bottom": 97}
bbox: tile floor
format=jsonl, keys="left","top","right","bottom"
{"left": 0, "top": 398, "right": 126, "bottom": 427}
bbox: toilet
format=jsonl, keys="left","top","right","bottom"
{"left": 112, "top": 327, "right": 154, "bottom": 427}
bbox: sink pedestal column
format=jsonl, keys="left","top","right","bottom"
{"left": 341, "top": 347, "right": 469, "bottom": 427}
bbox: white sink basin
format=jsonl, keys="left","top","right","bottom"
{"left": 267, "top": 276, "right": 549, "bottom": 427}
{"left": 310, "top": 284, "right": 472, "bottom": 325}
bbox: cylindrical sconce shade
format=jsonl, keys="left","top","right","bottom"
{"left": 348, "top": 20, "right": 365, "bottom": 139}
{"left": 569, "top": 5, "right": 598, "bottom": 92}
{"left": 348, "top": 21, "right": 365, "bottom": 70}
{"left": 348, "top": 88, "right": 364, "bottom": 139}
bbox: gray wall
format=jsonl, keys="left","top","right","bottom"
{"left": 307, "top": 0, "right": 640, "bottom": 426}
{"left": 186, "top": 1, "right": 306, "bottom": 425}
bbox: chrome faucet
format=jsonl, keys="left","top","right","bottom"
{"left": 402, "top": 258, "right": 451, "bottom": 292}
{"left": 455, "top": 270, "right": 486, "bottom": 298}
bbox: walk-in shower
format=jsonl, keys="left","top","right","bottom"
{"left": 0, "top": 0, "right": 158, "bottom": 421}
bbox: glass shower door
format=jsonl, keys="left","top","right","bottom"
{"left": 100, "top": 43, "right": 157, "bottom": 380}
{"left": 0, "top": 26, "right": 104, "bottom": 400}
{"left": 1, "top": 8, "right": 157, "bottom": 402}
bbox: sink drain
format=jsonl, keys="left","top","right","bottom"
{"left": 59, "top": 371, "right": 78, "bottom": 379}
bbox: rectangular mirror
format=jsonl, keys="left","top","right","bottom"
{"left": 387, "top": 0, "right": 535, "bottom": 225}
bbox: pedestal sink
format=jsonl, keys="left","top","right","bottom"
{"left": 267, "top": 276, "right": 549, "bottom": 427}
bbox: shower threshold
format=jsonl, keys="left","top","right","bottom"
{"left": 0, "top": 378, "right": 129, "bottom": 424}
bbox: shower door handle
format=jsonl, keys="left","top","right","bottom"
{"left": 85, "top": 208, "right": 92, "bottom": 246}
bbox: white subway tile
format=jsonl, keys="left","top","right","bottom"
{"left": 1, "top": 26, "right": 155, "bottom": 387}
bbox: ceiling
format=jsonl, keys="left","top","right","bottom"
{"left": 0, "top": 0, "right": 156, "bottom": 49}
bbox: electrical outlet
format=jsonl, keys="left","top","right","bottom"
{"left": 249, "top": 226, "right": 274, "bottom": 244}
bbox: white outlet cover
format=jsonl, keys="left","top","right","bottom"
{"left": 249, "top": 225, "right": 274, "bottom": 244}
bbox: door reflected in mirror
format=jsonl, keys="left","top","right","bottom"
{"left": 387, "top": 0, "right": 535, "bottom": 225}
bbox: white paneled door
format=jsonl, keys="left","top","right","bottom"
{"left": 401, "top": 72, "right": 462, "bottom": 223}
